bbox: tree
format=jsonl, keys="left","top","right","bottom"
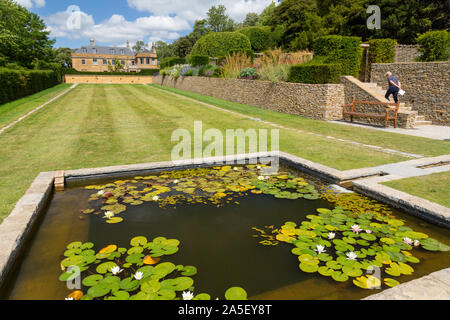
{"left": 258, "top": 1, "right": 277, "bottom": 26}
{"left": 0, "top": 0, "right": 55, "bottom": 68}
{"left": 154, "top": 41, "right": 175, "bottom": 60}
{"left": 206, "top": 5, "right": 235, "bottom": 32}
{"left": 173, "top": 36, "right": 195, "bottom": 58}
{"left": 242, "top": 13, "right": 260, "bottom": 27}
{"left": 133, "top": 40, "right": 148, "bottom": 53}
{"left": 53, "top": 47, "right": 73, "bottom": 68}
{"left": 192, "top": 19, "right": 210, "bottom": 38}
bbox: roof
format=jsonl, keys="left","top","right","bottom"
{"left": 74, "top": 46, "right": 135, "bottom": 56}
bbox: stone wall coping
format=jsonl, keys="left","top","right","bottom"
{"left": 65, "top": 75, "right": 154, "bottom": 78}
{"left": 364, "top": 268, "right": 450, "bottom": 300}
{"left": 372, "top": 61, "right": 450, "bottom": 66}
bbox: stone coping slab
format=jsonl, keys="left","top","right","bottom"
{"left": 364, "top": 268, "right": 450, "bottom": 300}
{"left": 1, "top": 151, "right": 449, "bottom": 298}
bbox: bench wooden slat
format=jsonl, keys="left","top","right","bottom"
{"left": 341, "top": 98, "right": 401, "bottom": 128}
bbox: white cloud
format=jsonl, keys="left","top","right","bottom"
{"left": 14, "top": 0, "right": 45, "bottom": 9}
{"left": 127, "top": 0, "right": 274, "bottom": 22}
{"left": 45, "top": 6, "right": 190, "bottom": 46}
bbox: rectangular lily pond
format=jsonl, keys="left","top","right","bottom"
{"left": 2, "top": 163, "right": 450, "bottom": 300}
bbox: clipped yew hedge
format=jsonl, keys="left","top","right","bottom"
{"left": 160, "top": 57, "right": 186, "bottom": 69}
{"left": 0, "top": 68, "right": 60, "bottom": 105}
{"left": 417, "top": 30, "right": 450, "bottom": 62}
{"left": 368, "top": 39, "right": 397, "bottom": 64}
{"left": 191, "top": 32, "right": 252, "bottom": 58}
{"left": 288, "top": 63, "right": 341, "bottom": 84}
{"left": 236, "top": 26, "right": 273, "bottom": 52}
{"left": 187, "top": 55, "right": 210, "bottom": 66}
{"left": 313, "top": 35, "right": 362, "bottom": 77}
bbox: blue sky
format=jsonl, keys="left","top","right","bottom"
{"left": 15, "top": 0, "right": 275, "bottom": 49}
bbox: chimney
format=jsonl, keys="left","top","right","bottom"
{"left": 90, "top": 38, "right": 95, "bottom": 46}
{"left": 126, "top": 40, "right": 130, "bottom": 48}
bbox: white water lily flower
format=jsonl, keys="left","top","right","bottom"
{"left": 134, "top": 272, "right": 144, "bottom": 280}
{"left": 152, "top": 196, "right": 159, "bottom": 201}
{"left": 233, "top": 167, "right": 238, "bottom": 171}
{"left": 365, "top": 229, "right": 372, "bottom": 234}
{"left": 182, "top": 291, "right": 194, "bottom": 300}
{"left": 314, "top": 245, "right": 326, "bottom": 254}
{"left": 346, "top": 251, "right": 358, "bottom": 261}
{"left": 403, "top": 237, "right": 413, "bottom": 245}
{"left": 103, "top": 211, "right": 114, "bottom": 219}
{"left": 257, "top": 176, "right": 264, "bottom": 180}
{"left": 257, "top": 166, "right": 261, "bottom": 169}
{"left": 328, "top": 232, "right": 336, "bottom": 240}
{"left": 351, "top": 225, "right": 362, "bottom": 234}
{"left": 97, "top": 190, "right": 105, "bottom": 196}
{"left": 65, "top": 297, "right": 74, "bottom": 300}
{"left": 110, "top": 266, "right": 123, "bottom": 275}
{"left": 414, "top": 240, "right": 420, "bottom": 247}
{"left": 173, "top": 180, "right": 179, "bottom": 184}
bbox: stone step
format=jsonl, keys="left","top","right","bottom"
{"left": 414, "top": 120, "right": 433, "bottom": 126}
{"left": 416, "top": 115, "right": 426, "bottom": 121}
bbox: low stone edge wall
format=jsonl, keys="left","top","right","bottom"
{"left": 64, "top": 75, "right": 153, "bottom": 84}
{"left": 1, "top": 152, "right": 449, "bottom": 298}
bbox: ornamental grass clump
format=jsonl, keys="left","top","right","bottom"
{"left": 221, "top": 52, "right": 253, "bottom": 79}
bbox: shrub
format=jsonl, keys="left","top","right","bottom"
{"left": 416, "top": 30, "right": 450, "bottom": 62}
{"left": 191, "top": 32, "right": 252, "bottom": 58}
{"left": 239, "top": 67, "right": 258, "bottom": 80}
{"left": 237, "top": 26, "right": 274, "bottom": 52}
{"left": 288, "top": 62, "right": 341, "bottom": 84}
{"left": 221, "top": 52, "right": 253, "bottom": 79}
{"left": 313, "top": 35, "right": 362, "bottom": 77}
{"left": 160, "top": 57, "right": 186, "bottom": 69}
{"left": 187, "top": 55, "right": 210, "bottom": 66}
{"left": 367, "top": 39, "right": 397, "bottom": 64}
{"left": 0, "top": 68, "right": 60, "bottom": 104}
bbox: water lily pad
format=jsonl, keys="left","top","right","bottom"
{"left": 384, "top": 278, "right": 400, "bottom": 287}
{"left": 67, "top": 241, "right": 82, "bottom": 250}
{"left": 225, "top": 287, "right": 247, "bottom": 300}
{"left": 99, "top": 245, "right": 117, "bottom": 254}
{"left": 130, "top": 236, "right": 148, "bottom": 247}
{"left": 96, "top": 261, "right": 118, "bottom": 274}
{"left": 107, "top": 291, "right": 130, "bottom": 300}
{"left": 120, "top": 278, "right": 139, "bottom": 291}
{"left": 82, "top": 274, "right": 104, "bottom": 287}
{"left": 141, "top": 279, "right": 161, "bottom": 293}
{"left": 106, "top": 217, "right": 123, "bottom": 224}
{"left": 318, "top": 266, "right": 333, "bottom": 276}
{"left": 194, "top": 293, "right": 211, "bottom": 300}
{"left": 61, "top": 255, "right": 83, "bottom": 267}
{"left": 181, "top": 266, "right": 197, "bottom": 276}
{"left": 298, "top": 254, "right": 319, "bottom": 265}
{"left": 331, "top": 271, "right": 348, "bottom": 282}
{"left": 360, "top": 233, "right": 377, "bottom": 241}
{"left": 87, "top": 283, "right": 111, "bottom": 298}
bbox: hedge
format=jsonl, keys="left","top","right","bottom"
{"left": 313, "top": 35, "right": 362, "bottom": 77}
{"left": 190, "top": 32, "right": 252, "bottom": 58}
{"left": 288, "top": 62, "right": 341, "bottom": 84}
{"left": 159, "top": 57, "right": 186, "bottom": 69}
{"left": 187, "top": 55, "right": 210, "bottom": 66}
{"left": 62, "top": 68, "right": 160, "bottom": 76}
{"left": 416, "top": 30, "right": 450, "bottom": 62}
{"left": 0, "top": 68, "right": 60, "bottom": 105}
{"left": 368, "top": 39, "right": 397, "bottom": 64}
{"left": 236, "top": 26, "right": 273, "bottom": 52}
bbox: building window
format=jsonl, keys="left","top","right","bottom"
{"left": 92, "top": 48, "right": 97, "bottom": 54}
{"left": 111, "top": 60, "right": 115, "bottom": 65}
{"left": 120, "top": 49, "right": 125, "bottom": 55}
{"left": 93, "top": 58, "right": 98, "bottom": 65}
{"left": 110, "top": 49, "right": 115, "bottom": 54}
{"left": 152, "top": 59, "right": 156, "bottom": 65}
{"left": 131, "top": 60, "right": 135, "bottom": 65}
{"left": 121, "top": 60, "right": 125, "bottom": 65}
{"left": 81, "top": 59, "right": 86, "bottom": 65}
{"left": 103, "top": 59, "right": 107, "bottom": 65}
{"left": 140, "top": 58, "right": 144, "bottom": 64}
{"left": 81, "top": 48, "right": 87, "bottom": 53}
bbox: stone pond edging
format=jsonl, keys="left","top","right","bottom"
{"left": 0, "top": 152, "right": 449, "bottom": 298}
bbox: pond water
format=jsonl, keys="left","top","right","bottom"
{"left": 2, "top": 164, "right": 449, "bottom": 300}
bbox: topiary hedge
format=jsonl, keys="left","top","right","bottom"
{"left": 368, "top": 39, "right": 397, "bottom": 64}
{"left": 190, "top": 32, "right": 252, "bottom": 58}
{"left": 288, "top": 62, "right": 341, "bottom": 84}
{"left": 0, "top": 68, "right": 60, "bottom": 105}
{"left": 313, "top": 35, "right": 362, "bottom": 77}
{"left": 159, "top": 57, "right": 186, "bottom": 69}
{"left": 236, "top": 26, "right": 273, "bottom": 52}
{"left": 416, "top": 30, "right": 450, "bottom": 62}
{"left": 187, "top": 55, "right": 210, "bottom": 66}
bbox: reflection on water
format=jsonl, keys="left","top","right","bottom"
{"left": 2, "top": 167, "right": 450, "bottom": 300}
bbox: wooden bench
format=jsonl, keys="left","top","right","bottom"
{"left": 342, "top": 98, "right": 401, "bottom": 128}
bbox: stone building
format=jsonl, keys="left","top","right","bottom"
{"left": 71, "top": 39, "right": 158, "bottom": 72}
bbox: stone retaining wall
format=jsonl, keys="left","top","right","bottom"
{"left": 64, "top": 75, "right": 153, "bottom": 84}
{"left": 153, "top": 76, "right": 345, "bottom": 121}
{"left": 371, "top": 61, "right": 450, "bottom": 125}
{"left": 395, "top": 45, "right": 419, "bottom": 63}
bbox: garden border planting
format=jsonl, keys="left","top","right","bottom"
{"left": 1, "top": 151, "right": 449, "bottom": 298}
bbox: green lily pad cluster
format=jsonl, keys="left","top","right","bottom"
{"left": 60, "top": 236, "right": 247, "bottom": 300}
{"left": 273, "top": 207, "right": 449, "bottom": 289}
{"left": 82, "top": 165, "right": 321, "bottom": 223}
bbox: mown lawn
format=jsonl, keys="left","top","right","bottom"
{"left": 0, "top": 83, "right": 447, "bottom": 222}
{"left": 383, "top": 171, "right": 450, "bottom": 208}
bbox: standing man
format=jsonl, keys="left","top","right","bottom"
{"left": 384, "top": 71, "right": 402, "bottom": 103}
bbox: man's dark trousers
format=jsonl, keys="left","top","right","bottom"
{"left": 385, "top": 87, "right": 399, "bottom": 103}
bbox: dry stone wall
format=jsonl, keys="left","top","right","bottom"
{"left": 153, "top": 76, "right": 344, "bottom": 121}
{"left": 371, "top": 61, "right": 450, "bottom": 125}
